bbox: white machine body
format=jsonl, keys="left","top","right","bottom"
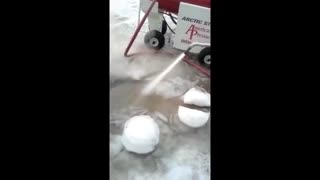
{"left": 140, "top": 0, "right": 211, "bottom": 54}
{"left": 173, "top": 2, "right": 210, "bottom": 53}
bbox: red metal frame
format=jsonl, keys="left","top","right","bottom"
{"left": 123, "top": 0, "right": 211, "bottom": 78}
{"left": 182, "top": 56, "right": 210, "bottom": 77}
{"left": 158, "top": 0, "right": 211, "bottom": 14}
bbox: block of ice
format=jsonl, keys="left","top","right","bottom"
{"left": 178, "top": 106, "right": 210, "bottom": 128}
{"left": 183, "top": 87, "right": 210, "bottom": 107}
{"left": 121, "top": 115, "right": 160, "bottom": 154}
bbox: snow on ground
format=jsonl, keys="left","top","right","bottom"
{"left": 109, "top": 0, "right": 211, "bottom": 179}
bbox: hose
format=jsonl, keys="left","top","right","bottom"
{"left": 169, "top": 13, "right": 177, "bottom": 25}
{"left": 162, "top": 16, "right": 175, "bottom": 34}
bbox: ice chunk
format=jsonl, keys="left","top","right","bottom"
{"left": 178, "top": 106, "right": 210, "bottom": 128}
{"left": 121, "top": 115, "right": 160, "bottom": 154}
{"left": 183, "top": 87, "right": 210, "bottom": 107}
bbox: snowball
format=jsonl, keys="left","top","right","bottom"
{"left": 178, "top": 106, "right": 210, "bottom": 128}
{"left": 121, "top": 115, "right": 160, "bottom": 154}
{"left": 183, "top": 87, "right": 210, "bottom": 107}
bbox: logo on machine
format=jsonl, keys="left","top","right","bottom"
{"left": 185, "top": 24, "right": 210, "bottom": 40}
{"left": 186, "top": 24, "right": 198, "bottom": 40}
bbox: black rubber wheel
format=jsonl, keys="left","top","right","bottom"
{"left": 144, "top": 30, "right": 165, "bottom": 49}
{"left": 198, "top": 47, "right": 211, "bottom": 67}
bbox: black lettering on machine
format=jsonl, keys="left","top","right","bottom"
{"left": 181, "top": 16, "right": 202, "bottom": 24}
{"left": 204, "top": 21, "right": 210, "bottom": 26}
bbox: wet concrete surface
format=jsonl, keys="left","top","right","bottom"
{"left": 110, "top": 0, "right": 211, "bottom": 179}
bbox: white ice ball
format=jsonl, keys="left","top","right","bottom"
{"left": 178, "top": 106, "right": 210, "bottom": 128}
{"left": 121, "top": 115, "right": 160, "bottom": 154}
{"left": 183, "top": 87, "right": 210, "bottom": 107}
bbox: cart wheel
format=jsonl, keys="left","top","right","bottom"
{"left": 144, "top": 30, "right": 165, "bottom": 49}
{"left": 198, "top": 47, "right": 211, "bottom": 67}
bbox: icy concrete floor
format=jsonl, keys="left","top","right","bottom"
{"left": 110, "top": 0, "right": 211, "bottom": 179}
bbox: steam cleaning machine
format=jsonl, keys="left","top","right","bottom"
{"left": 124, "top": 0, "right": 212, "bottom": 76}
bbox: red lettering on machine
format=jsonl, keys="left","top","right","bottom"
{"left": 185, "top": 24, "right": 210, "bottom": 40}
{"left": 185, "top": 24, "right": 198, "bottom": 40}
